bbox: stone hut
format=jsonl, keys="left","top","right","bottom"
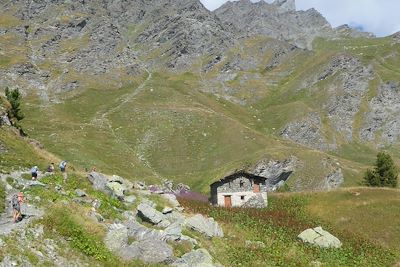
{"left": 210, "top": 171, "right": 268, "bottom": 208}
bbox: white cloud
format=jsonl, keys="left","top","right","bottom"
{"left": 200, "top": 0, "right": 400, "bottom": 37}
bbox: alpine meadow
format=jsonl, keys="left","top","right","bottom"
{"left": 0, "top": 0, "right": 400, "bottom": 266}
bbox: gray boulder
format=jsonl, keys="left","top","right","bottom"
{"left": 298, "top": 226, "right": 342, "bottom": 248}
{"left": 87, "top": 172, "right": 109, "bottom": 193}
{"left": 104, "top": 224, "right": 128, "bottom": 253}
{"left": 173, "top": 249, "right": 215, "bottom": 267}
{"left": 185, "top": 214, "right": 224, "bottom": 238}
{"left": 130, "top": 239, "right": 175, "bottom": 264}
{"left": 242, "top": 194, "right": 267, "bottom": 208}
{"left": 137, "top": 203, "right": 165, "bottom": 225}
{"left": 104, "top": 223, "right": 174, "bottom": 263}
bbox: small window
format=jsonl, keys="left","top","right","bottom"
{"left": 239, "top": 180, "right": 244, "bottom": 188}
{"left": 240, "top": 196, "right": 245, "bottom": 201}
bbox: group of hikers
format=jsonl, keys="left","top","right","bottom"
{"left": 30, "top": 161, "right": 67, "bottom": 180}
{"left": 11, "top": 160, "right": 68, "bottom": 223}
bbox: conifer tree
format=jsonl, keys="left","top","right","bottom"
{"left": 364, "top": 152, "right": 398, "bottom": 188}
{"left": 5, "top": 87, "right": 24, "bottom": 122}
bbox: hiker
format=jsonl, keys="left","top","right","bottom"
{"left": 59, "top": 160, "right": 68, "bottom": 183}
{"left": 59, "top": 161, "right": 67, "bottom": 173}
{"left": 12, "top": 192, "right": 24, "bottom": 223}
{"left": 31, "top": 166, "right": 39, "bottom": 180}
{"left": 47, "top": 163, "right": 55, "bottom": 173}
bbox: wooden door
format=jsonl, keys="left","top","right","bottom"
{"left": 224, "top": 195, "right": 232, "bottom": 208}
{"left": 253, "top": 182, "right": 260, "bottom": 193}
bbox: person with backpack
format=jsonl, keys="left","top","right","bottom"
{"left": 59, "top": 161, "right": 67, "bottom": 172}
{"left": 47, "top": 163, "right": 55, "bottom": 173}
{"left": 59, "top": 161, "right": 68, "bottom": 183}
{"left": 12, "top": 192, "right": 24, "bottom": 223}
{"left": 31, "top": 166, "right": 39, "bottom": 180}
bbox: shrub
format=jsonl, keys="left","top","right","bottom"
{"left": 364, "top": 152, "right": 398, "bottom": 188}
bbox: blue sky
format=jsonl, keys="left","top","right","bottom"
{"left": 200, "top": 0, "right": 400, "bottom": 37}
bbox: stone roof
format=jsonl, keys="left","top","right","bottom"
{"left": 210, "top": 170, "right": 267, "bottom": 187}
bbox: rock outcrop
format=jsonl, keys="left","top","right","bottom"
{"left": 215, "top": 0, "right": 334, "bottom": 49}
{"left": 360, "top": 82, "right": 400, "bottom": 145}
{"left": 251, "top": 156, "right": 298, "bottom": 191}
{"left": 281, "top": 113, "right": 337, "bottom": 151}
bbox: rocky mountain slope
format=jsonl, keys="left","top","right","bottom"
{"left": 1, "top": 0, "right": 400, "bottom": 192}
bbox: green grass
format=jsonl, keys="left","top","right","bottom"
{"left": 179, "top": 191, "right": 399, "bottom": 267}
{"left": 42, "top": 203, "right": 118, "bottom": 264}
{"left": 305, "top": 188, "right": 400, "bottom": 252}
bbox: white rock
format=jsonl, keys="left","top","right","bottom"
{"left": 298, "top": 226, "right": 342, "bottom": 248}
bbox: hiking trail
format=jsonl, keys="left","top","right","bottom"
{"left": 0, "top": 172, "right": 44, "bottom": 236}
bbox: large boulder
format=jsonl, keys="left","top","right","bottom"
{"left": 105, "top": 223, "right": 174, "bottom": 264}
{"left": 298, "top": 227, "right": 342, "bottom": 248}
{"left": 87, "top": 172, "right": 110, "bottom": 193}
{"left": 104, "top": 224, "right": 128, "bottom": 252}
{"left": 137, "top": 203, "right": 166, "bottom": 225}
{"left": 172, "top": 249, "right": 215, "bottom": 267}
{"left": 242, "top": 194, "right": 267, "bottom": 208}
{"left": 185, "top": 214, "right": 224, "bottom": 238}
{"left": 88, "top": 172, "right": 133, "bottom": 197}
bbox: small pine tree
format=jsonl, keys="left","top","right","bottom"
{"left": 364, "top": 152, "right": 398, "bottom": 188}
{"left": 5, "top": 87, "right": 24, "bottom": 122}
